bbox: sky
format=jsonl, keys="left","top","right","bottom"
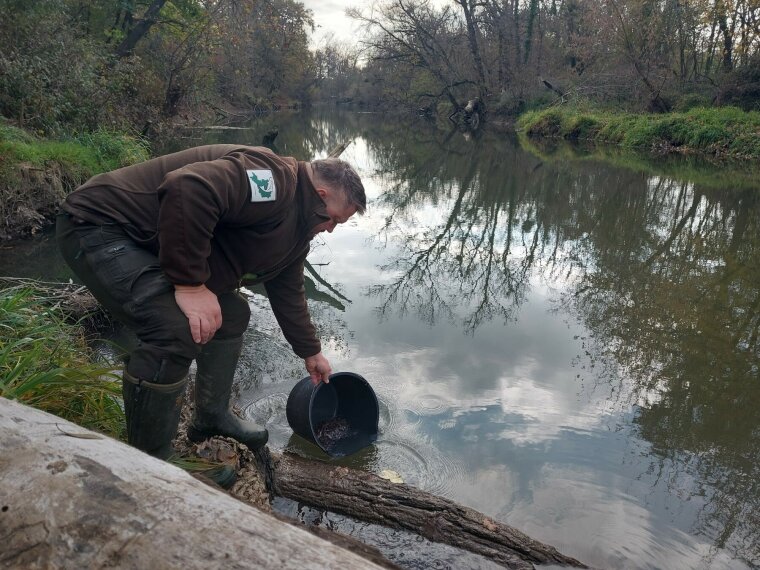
{"left": 300, "top": 0, "right": 365, "bottom": 46}
{"left": 300, "top": 0, "right": 450, "bottom": 47}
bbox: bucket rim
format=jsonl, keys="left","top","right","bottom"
{"left": 306, "top": 371, "right": 379, "bottom": 454}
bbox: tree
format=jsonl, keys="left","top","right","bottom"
{"left": 212, "top": 0, "right": 314, "bottom": 106}
{"left": 351, "top": 0, "right": 480, "bottom": 113}
{"left": 114, "top": 0, "right": 169, "bottom": 57}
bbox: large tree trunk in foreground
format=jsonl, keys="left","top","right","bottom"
{"left": 0, "top": 397, "right": 390, "bottom": 570}
{"left": 270, "top": 451, "right": 586, "bottom": 569}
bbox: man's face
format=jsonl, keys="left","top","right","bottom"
{"left": 311, "top": 188, "right": 357, "bottom": 238}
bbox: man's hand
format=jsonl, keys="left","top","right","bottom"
{"left": 174, "top": 284, "right": 222, "bottom": 344}
{"left": 304, "top": 352, "right": 332, "bottom": 385}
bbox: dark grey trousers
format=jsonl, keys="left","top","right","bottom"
{"left": 56, "top": 213, "right": 250, "bottom": 382}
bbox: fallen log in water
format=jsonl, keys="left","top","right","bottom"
{"left": 268, "top": 451, "right": 587, "bottom": 569}
{"left": 0, "top": 397, "right": 394, "bottom": 570}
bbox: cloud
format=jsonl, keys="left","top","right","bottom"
{"left": 300, "top": 0, "right": 361, "bottom": 45}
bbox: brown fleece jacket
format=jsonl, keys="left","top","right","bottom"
{"left": 62, "top": 144, "right": 331, "bottom": 358}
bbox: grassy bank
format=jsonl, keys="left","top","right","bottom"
{"left": 518, "top": 136, "right": 760, "bottom": 193}
{"left": 0, "top": 284, "right": 239, "bottom": 479}
{"left": 0, "top": 285, "right": 124, "bottom": 437}
{"left": 0, "top": 121, "right": 149, "bottom": 239}
{"left": 516, "top": 106, "right": 760, "bottom": 161}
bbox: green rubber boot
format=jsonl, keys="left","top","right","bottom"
{"left": 187, "top": 336, "right": 269, "bottom": 450}
{"left": 122, "top": 369, "right": 189, "bottom": 459}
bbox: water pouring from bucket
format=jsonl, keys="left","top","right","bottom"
{"left": 286, "top": 372, "right": 379, "bottom": 457}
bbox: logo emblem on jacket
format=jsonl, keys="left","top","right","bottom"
{"left": 247, "top": 169, "right": 277, "bottom": 202}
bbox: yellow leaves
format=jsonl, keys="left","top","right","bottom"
{"left": 483, "top": 517, "right": 498, "bottom": 531}
{"left": 378, "top": 469, "right": 404, "bottom": 483}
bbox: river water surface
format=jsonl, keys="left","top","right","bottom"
{"left": 2, "top": 110, "right": 758, "bottom": 569}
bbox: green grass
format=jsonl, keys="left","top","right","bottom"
{"left": 517, "top": 133, "right": 760, "bottom": 192}
{"left": 0, "top": 120, "right": 150, "bottom": 189}
{"left": 0, "top": 283, "right": 240, "bottom": 478}
{"left": 516, "top": 106, "right": 760, "bottom": 160}
{"left": 0, "top": 286, "right": 124, "bottom": 437}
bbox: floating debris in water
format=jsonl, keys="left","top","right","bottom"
{"left": 378, "top": 469, "right": 404, "bottom": 484}
{"left": 315, "top": 416, "right": 356, "bottom": 453}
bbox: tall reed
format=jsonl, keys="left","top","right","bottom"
{"left": 0, "top": 286, "right": 124, "bottom": 437}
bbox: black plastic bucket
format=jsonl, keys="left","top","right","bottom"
{"left": 286, "top": 372, "right": 379, "bottom": 457}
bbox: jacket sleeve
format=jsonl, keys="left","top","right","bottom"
{"left": 156, "top": 152, "right": 293, "bottom": 285}
{"left": 264, "top": 250, "right": 321, "bottom": 359}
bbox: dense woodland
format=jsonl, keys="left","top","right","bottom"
{"left": 339, "top": 0, "right": 760, "bottom": 118}
{"left": 0, "top": 0, "right": 315, "bottom": 136}
{"left": 1, "top": 0, "right": 759, "bottom": 138}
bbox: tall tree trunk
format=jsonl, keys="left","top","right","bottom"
{"left": 676, "top": 0, "right": 687, "bottom": 83}
{"left": 715, "top": 0, "right": 733, "bottom": 71}
{"left": 514, "top": 0, "right": 522, "bottom": 70}
{"left": 610, "top": 0, "right": 671, "bottom": 111}
{"left": 524, "top": 0, "right": 539, "bottom": 64}
{"left": 705, "top": 19, "right": 718, "bottom": 74}
{"left": 498, "top": 25, "right": 507, "bottom": 89}
{"left": 116, "top": 0, "right": 168, "bottom": 57}
{"left": 455, "top": 0, "right": 488, "bottom": 95}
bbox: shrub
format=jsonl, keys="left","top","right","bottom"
{"left": 674, "top": 93, "right": 714, "bottom": 112}
{"left": 566, "top": 115, "right": 602, "bottom": 139}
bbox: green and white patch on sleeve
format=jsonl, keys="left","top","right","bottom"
{"left": 247, "top": 169, "right": 277, "bottom": 202}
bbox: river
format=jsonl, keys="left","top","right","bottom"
{"left": 2, "top": 109, "right": 758, "bottom": 569}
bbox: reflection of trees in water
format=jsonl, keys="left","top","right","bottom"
{"left": 239, "top": 252, "right": 353, "bottom": 389}
{"left": 367, "top": 130, "right": 554, "bottom": 333}
{"left": 362, "top": 122, "right": 759, "bottom": 565}
{"left": 239, "top": 285, "right": 352, "bottom": 389}
{"left": 570, "top": 183, "right": 760, "bottom": 566}
{"left": 169, "top": 109, "right": 372, "bottom": 160}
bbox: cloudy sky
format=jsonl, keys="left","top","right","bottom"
{"left": 299, "top": 0, "right": 449, "bottom": 47}
{"left": 300, "top": 0, "right": 365, "bottom": 46}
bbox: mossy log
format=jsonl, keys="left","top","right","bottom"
{"left": 0, "top": 397, "right": 392, "bottom": 570}
{"left": 269, "top": 451, "right": 586, "bottom": 569}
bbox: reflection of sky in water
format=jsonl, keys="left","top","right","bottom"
{"left": 238, "top": 138, "right": 754, "bottom": 569}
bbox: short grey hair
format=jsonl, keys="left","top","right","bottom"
{"left": 311, "top": 158, "right": 366, "bottom": 215}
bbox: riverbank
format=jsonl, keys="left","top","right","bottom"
{"left": 518, "top": 135, "right": 760, "bottom": 193}
{"left": 516, "top": 106, "right": 760, "bottom": 161}
{"left": 0, "top": 121, "right": 149, "bottom": 239}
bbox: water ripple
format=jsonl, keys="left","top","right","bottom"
{"left": 371, "top": 437, "right": 467, "bottom": 498}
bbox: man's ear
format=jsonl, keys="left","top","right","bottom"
{"left": 315, "top": 186, "right": 328, "bottom": 200}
